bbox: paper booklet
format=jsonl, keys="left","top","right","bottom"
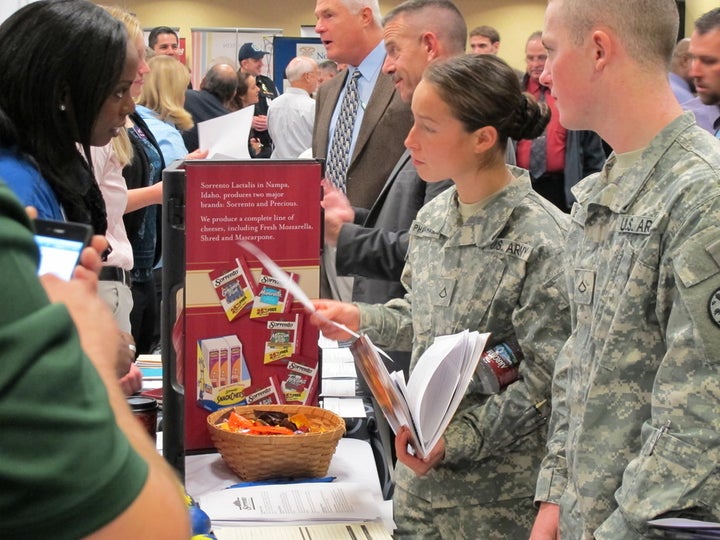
{"left": 350, "top": 330, "right": 490, "bottom": 459}
{"left": 198, "top": 482, "right": 380, "bottom": 524}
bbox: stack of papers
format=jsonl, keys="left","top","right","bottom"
{"left": 320, "top": 340, "right": 366, "bottom": 418}
{"left": 136, "top": 354, "right": 162, "bottom": 381}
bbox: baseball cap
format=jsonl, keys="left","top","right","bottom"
{"left": 238, "top": 42, "right": 268, "bottom": 62}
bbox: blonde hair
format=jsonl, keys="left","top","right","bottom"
{"left": 137, "top": 55, "right": 193, "bottom": 131}
{"left": 102, "top": 5, "right": 144, "bottom": 167}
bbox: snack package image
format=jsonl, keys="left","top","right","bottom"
{"left": 209, "top": 256, "right": 256, "bottom": 322}
{"left": 261, "top": 313, "right": 303, "bottom": 364}
{"left": 250, "top": 273, "right": 295, "bottom": 319}
{"left": 197, "top": 334, "right": 252, "bottom": 411}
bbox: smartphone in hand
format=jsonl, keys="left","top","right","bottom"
{"left": 34, "top": 219, "right": 93, "bottom": 280}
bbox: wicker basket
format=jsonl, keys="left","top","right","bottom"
{"left": 206, "top": 404, "right": 346, "bottom": 482}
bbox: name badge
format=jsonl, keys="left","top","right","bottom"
{"left": 433, "top": 278, "right": 455, "bottom": 307}
{"left": 574, "top": 269, "right": 595, "bottom": 305}
{"left": 488, "top": 239, "right": 533, "bottom": 261}
{"left": 617, "top": 215, "right": 653, "bottom": 235}
{"left": 410, "top": 222, "right": 440, "bottom": 238}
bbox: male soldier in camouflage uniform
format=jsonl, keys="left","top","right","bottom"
{"left": 531, "top": 1, "right": 720, "bottom": 539}
{"left": 313, "top": 53, "right": 571, "bottom": 538}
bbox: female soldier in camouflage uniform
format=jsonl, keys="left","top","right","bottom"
{"left": 313, "top": 54, "right": 571, "bottom": 539}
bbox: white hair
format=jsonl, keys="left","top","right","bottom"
{"left": 286, "top": 56, "right": 318, "bottom": 82}
{"left": 341, "top": 0, "right": 381, "bottom": 26}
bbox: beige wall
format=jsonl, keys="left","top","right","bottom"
{"left": 686, "top": 0, "right": 719, "bottom": 35}
{"left": 97, "top": 0, "right": 716, "bottom": 71}
{"left": 95, "top": 0, "right": 544, "bottom": 70}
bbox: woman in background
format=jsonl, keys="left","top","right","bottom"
{"left": 311, "top": 54, "right": 571, "bottom": 539}
{"left": 230, "top": 71, "right": 263, "bottom": 157}
{"left": 136, "top": 55, "right": 194, "bottom": 165}
{"left": 93, "top": 4, "right": 161, "bottom": 391}
{"left": 130, "top": 52, "right": 206, "bottom": 354}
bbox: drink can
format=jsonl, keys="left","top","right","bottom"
{"left": 476, "top": 338, "right": 523, "bottom": 394}
{"left": 127, "top": 395, "right": 159, "bottom": 440}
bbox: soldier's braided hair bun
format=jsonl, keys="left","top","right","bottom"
{"left": 423, "top": 54, "right": 551, "bottom": 144}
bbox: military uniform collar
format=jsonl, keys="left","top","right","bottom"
{"left": 572, "top": 112, "right": 696, "bottom": 214}
{"left": 432, "top": 166, "right": 532, "bottom": 246}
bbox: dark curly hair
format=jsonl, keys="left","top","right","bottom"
{"left": 0, "top": 0, "right": 129, "bottom": 234}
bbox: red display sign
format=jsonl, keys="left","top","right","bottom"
{"left": 180, "top": 160, "right": 323, "bottom": 451}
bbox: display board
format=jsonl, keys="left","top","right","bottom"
{"left": 272, "top": 36, "right": 324, "bottom": 94}
{"left": 161, "top": 159, "right": 324, "bottom": 471}
{"left": 190, "top": 27, "right": 282, "bottom": 89}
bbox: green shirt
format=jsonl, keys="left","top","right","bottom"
{"left": 0, "top": 182, "right": 148, "bottom": 539}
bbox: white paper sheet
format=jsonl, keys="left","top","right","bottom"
{"left": 322, "top": 347, "right": 355, "bottom": 364}
{"left": 322, "top": 397, "right": 367, "bottom": 418}
{"left": 648, "top": 517, "right": 720, "bottom": 529}
{"left": 213, "top": 521, "right": 392, "bottom": 540}
{"left": 199, "top": 482, "right": 379, "bottom": 523}
{"left": 321, "top": 361, "right": 357, "bottom": 379}
{"left": 198, "top": 105, "right": 255, "bottom": 159}
{"left": 321, "top": 379, "right": 357, "bottom": 397}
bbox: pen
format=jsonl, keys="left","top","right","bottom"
{"left": 225, "top": 476, "right": 336, "bottom": 489}
{"left": 648, "top": 419, "right": 671, "bottom": 456}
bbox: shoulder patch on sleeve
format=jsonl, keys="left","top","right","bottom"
{"left": 708, "top": 289, "right": 720, "bottom": 328}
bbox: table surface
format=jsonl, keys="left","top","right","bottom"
{"left": 185, "top": 437, "right": 394, "bottom": 530}
{"left": 185, "top": 437, "right": 381, "bottom": 498}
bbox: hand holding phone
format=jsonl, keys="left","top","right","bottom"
{"left": 34, "top": 219, "right": 93, "bottom": 280}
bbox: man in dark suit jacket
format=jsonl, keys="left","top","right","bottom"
{"left": 325, "top": 1, "right": 468, "bottom": 302}
{"left": 182, "top": 63, "right": 237, "bottom": 152}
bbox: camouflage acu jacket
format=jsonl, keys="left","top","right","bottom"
{"left": 535, "top": 113, "right": 720, "bottom": 539}
{"left": 360, "top": 167, "right": 570, "bottom": 509}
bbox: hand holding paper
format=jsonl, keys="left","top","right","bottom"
{"left": 238, "top": 241, "right": 394, "bottom": 362}
{"left": 237, "top": 241, "right": 361, "bottom": 340}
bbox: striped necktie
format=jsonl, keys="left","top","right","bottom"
{"left": 326, "top": 70, "right": 362, "bottom": 191}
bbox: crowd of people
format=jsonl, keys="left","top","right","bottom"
{"left": 1, "top": 0, "right": 719, "bottom": 538}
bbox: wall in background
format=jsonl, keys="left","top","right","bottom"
{"left": 95, "top": 0, "right": 544, "bottom": 71}
{"left": 96, "top": 0, "right": 718, "bottom": 72}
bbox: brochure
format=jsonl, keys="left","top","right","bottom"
{"left": 350, "top": 330, "right": 490, "bottom": 459}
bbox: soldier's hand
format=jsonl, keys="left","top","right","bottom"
{"left": 394, "top": 426, "right": 445, "bottom": 476}
{"left": 529, "top": 502, "right": 560, "bottom": 540}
